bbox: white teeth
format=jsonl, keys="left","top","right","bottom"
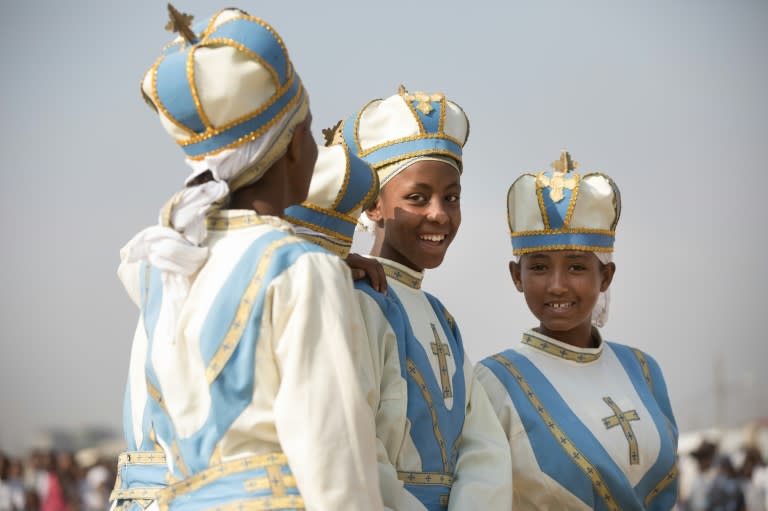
{"left": 420, "top": 234, "right": 446, "bottom": 242}
{"left": 549, "top": 303, "right": 572, "bottom": 309}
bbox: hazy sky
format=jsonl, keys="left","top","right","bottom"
{"left": 1, "top": 0, "right": 767, "bottom": 454}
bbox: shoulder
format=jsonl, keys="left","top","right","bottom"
{"left": 606, "top": 341, "right": 665, "bottom": 374}
{"left": 423, "top": 291, "right": 458, "bottom": 331}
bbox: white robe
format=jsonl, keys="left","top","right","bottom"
{"left": 116, "top": 210, "right": 383, "bottom": 511}
{"left": 355, "top": 258, "right": 512, "bottom": 511}
{"left": 475, "top": 329, "right": 678, "bottom": 511}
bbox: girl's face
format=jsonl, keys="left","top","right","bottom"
{"left": 367, "top": 160, "right": 461, "bottom": 272}
{"left": 510, "top": 251, "right": 615, "bottom": 347}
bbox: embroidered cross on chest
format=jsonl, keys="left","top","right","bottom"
{"left": 602, "top": 397, "right": 641, "bottom": 465}
{"left": 430, "top": 323, "right": 453, "bottom": 398}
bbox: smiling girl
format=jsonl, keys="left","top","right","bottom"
{"left": 337, "top": 87, "right": 512, "bottom": 511}
{"left": 476, "top": 151, "right": 678, "bottom": 511}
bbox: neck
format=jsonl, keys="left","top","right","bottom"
{"left": 535, "top": 322, "right": 597, "bottom": 349}
{"left": 225, "top": 162, "right": 290, "bottom": 217}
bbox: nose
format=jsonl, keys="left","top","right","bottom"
{"left": 547, "top": 267, "right": 568, "bottom": 295}
{"left": 426, "top": 198, "right": 449, "bottom": 224}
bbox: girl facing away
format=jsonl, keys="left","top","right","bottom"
{"left": 336, "top": 87, "right": 513, "bottom": 511}
{"left": 475, "top": 151, "right": 678, "bottom": 511}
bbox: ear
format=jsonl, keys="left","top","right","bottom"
{"left": 509, "top": 260, "right": 524, "bottom": 292}
{"left": 285, "top": 119, "right": 308, "bottom": 165}
{"left": 600, "top": 262, "right": 616, "bottom": 292}
{"left": 365, "top": 196, "right": 384, "bottom": 225}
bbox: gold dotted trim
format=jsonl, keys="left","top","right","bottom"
{"left": 382, "top": 264, "right": 422, "bottom": 289}
{"left": 535, "top": 176, "right": 551, "bottom": 230}
{"left": 243, "top": 473, "right": 297, "bottom": 492}
{"left": 438, "top": 96, "right": 447, "bottom": 134}
{"left": 372, "top": 149, "right": 462, "bottom": 171}
{"left": 521, "top": 333, "right": 601, "bottom": 363}
{"left": 632, "top": 349, "right": 653, "bottom": 392}
{"left": 187, "top": 86, "right": 307, "bottom": 163}
{"left": 513, "top": 244, "right": 614, "bottom": 256}
{"left": 206, "top": 237, "right": 304, "bottom": 384}
{"left": 397, "top": 471, "right": 454, "bottom": 486}
{"left": 490, "top": 354, "right": 620, "bottom": 511}
{"left": 150, "top": 57, "right": 197, "bottom": 137}
{"left": 202, "top": 38, "right": 280, "bottom": 90}
{"left": 283, "top": 215, "right": 354, "bottom": 244}
{"left": 564, "top": 173, "right": 581, "bottom": 226}
{"left": 406, "top": 358, "right": 450, "bottom": 471}
{"left": 180, "top": 73, "right": 297, "bottom": 146}
{"left": 186, "top": 47, "right": 212, "bottom": 130}
{"left": 117, "top": 451, "right": 167, "bottom": 467}
{"left": 359, "top": 133, "right": 464, "bottom": 159}
{"left": 156, "top": 453, "right": 303, "bottom": 511}
{"left": 511, "top": 227, "right": 615, "bottom": 238}
{"left": 205, "top": 496, "right": 305, "bottom": 511}
{"left": 644, "top": 463, "right": 678, "bottom": 507}
{"left": 403, "top": 94, "right": 426, "bottom": 133}
{"left": 206, "top": 213, "right": 268, "bottom": 231}
{"left": 329, "top": 145, "right": 352, "bottom": 211}
{"left": 294, "top": 232, "right": 350, "bottom": 259}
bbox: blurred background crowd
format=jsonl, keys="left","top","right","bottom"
{"left": 1, "top": 419, "right": 767, "bottom": 511}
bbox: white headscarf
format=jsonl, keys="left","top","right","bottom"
{"left": 119, "top": 101, "right": 307, "bottom": 347}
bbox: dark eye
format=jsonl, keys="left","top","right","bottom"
{"left": 570, "top": 264, "right": 587, "bottom": 271}
{"left": 530, "top": 264, "right": 547, "bottom": 271}
{"left": 406, "top": 193, "right": 426, "bottom": 202}
{"left": 446, "top": 193, "right": 460, "bottom": 203}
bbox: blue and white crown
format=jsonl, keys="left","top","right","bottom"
{"left": 284, "top": 144, "right": 378, "bottom": 258}
{"left": 141, "top": 6, "right": 308, "bottom": 162}
{"left": 341, "top": 86, "right": 469, "bottom": 181}
{"left": 508, "top": 151, "right": 621, "bottom": 255}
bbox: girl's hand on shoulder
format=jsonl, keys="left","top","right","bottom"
{"left": 345, "top": 253, "right": 387, "bottom": 294}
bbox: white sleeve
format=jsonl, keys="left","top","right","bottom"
{"left": 448, "top": 359, "right": 513, "bottom": 510}
{"left": 271, "top": 252, "right": 384, "bottom": 511}
{"left": 356, "top": 291, "right": 429, "bottom": 511}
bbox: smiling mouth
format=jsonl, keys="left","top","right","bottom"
{"left": 547, "top": 302, "right": 575, "bottom": 310}
{"left": 419, "top": 234, "right": 448, "bottom": 243}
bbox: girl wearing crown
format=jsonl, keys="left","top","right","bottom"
{"left": 110, "top": 6, "right": 385, "bottom": 511}
{"left": 475, "top": 152, "right": 678, "bottom": 511}
{"left": 339, "top": 87, "right": 512, "bottom": 511}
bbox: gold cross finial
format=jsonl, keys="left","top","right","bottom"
{"left": 399, "top": 85, "right": 443, "bottom": 115}
{"left": 551, "top": 150, "right": 578, "bottom": 173}
{"left": 321, "top": 120, "right": 343, "bottom": 147}
{"left": 165, "top": 4, "right": 197, "bottom": 44}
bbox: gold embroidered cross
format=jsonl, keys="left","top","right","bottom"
{"left": 602, "top": 397, "right": 641, "bottom": 465}
{"left": 399, "top": 85, "right": 443, "bottom": 115}
{"left": 430, "top": 323, "right": 453, "bottom": 398}
{"left": 536, "top": 150, "right": 579, "bottom": 203}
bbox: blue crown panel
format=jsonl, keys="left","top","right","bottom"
{"left": 342, "top": 113, "right": 361, "bottom": 155}
{"left": 284, "top": 205, "right": 356, "bottom": 240}
{"left": 363, "top": 138, "right": 462, "bottom": 168}
{"left": 540, "top": 173, "right": 576, "bottom": 229}
{"left": 411, "top": 101, "right": 442, "bottom": 134}
{"left": 182, "top": 79, "right": 301, "bottom": 157}
{"left": 207, "top": 18, "right": 289, "bottom": 85}
{"left": 335, "top": 156, "right": 374, "bottom": 213}
{"left": 511, "top": 232, "right": 614, "bottom": 251}
{"left": 156, "top": 52, "right": 207, "bottom": 133}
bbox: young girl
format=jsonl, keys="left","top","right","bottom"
{"left": 476, "top": 151, "right": 678, "bottom": 511}
{"left": 338, "top": 87, "right": 512, "bottom": 510}
{"left": 110, "top": 6, "right": 383, "bottom": 511}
